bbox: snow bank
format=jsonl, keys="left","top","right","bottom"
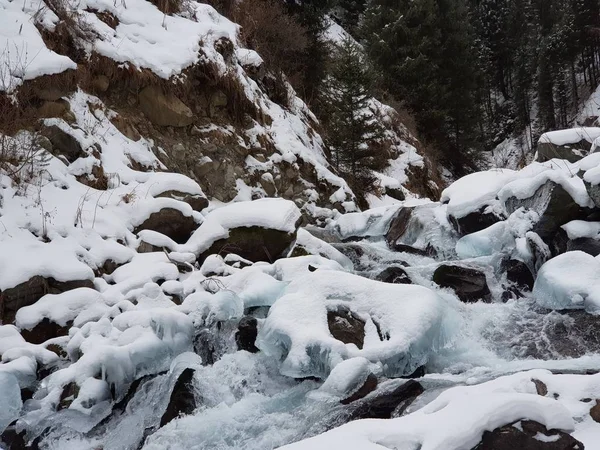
{"left": 533, "top": 251, "right": 600, "bottom": 312}
{"left": 562, "top": 220, "right": 600, "bottom": 240}
{"left": 257, "top": 270, "right": 449, "bottom": 379}
{"left": 539, "top": 127, "right": 600, "bottom": 146}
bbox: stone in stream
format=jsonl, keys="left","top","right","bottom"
{"left": 376, "top": 266, "right": 412, "bottom": 284}
{"left": 348, "top": 379, "right": 424, "bottom": 420}
{"left": 432, "top": 264, "right": 491, "bottom": 303}
{"left": 160, "top": 368, "right": 197, "bottom": 426}
{"left": 327, "top": 308, "right": 365, "bottom": 349}
{"left": 473, "top": 420, "right": 584, "bottom": 449}
{"left": 235, "top": 316, "right": 259, "bottom": 353}
{"left": 448, "top": 205, "right": 505, "bottom": 236}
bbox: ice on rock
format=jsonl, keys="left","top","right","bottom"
{"left": 257, "top": 270, "right": 450, "bottom": 379}
{"left": 178, "top": 290, "right": 244, "bottom": 326}
{"left": 281, "top": 370, "right": 575, "bottom": 450}
{"left": 314, "top": 357, "right": 375, "bottom": 400}
{"left": 295, "top": 229, "right": 354, "bottom": 271}
{"left": 441, "top": 169, "right": 517, "bottom": 219}
{"left": 533, "top": 251, "right": 600, "bottom": 312}
{"left": 327, "top": 204, "right": 403, "bottom": 240}
{"left": 539, "top": 127, "right": 600, "bottom": 147}
{"left": 0, "top": 372, "right": 22, "bottom": 433}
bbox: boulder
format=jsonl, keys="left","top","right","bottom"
{"left": 348, "top": 379, "right": 424, "bottom": 420}
{"left": 37, "top": 100, "right": 71, "bottom": 119}
{"left": 504, "top": 180, "right": 583, "bottom": 243}
{"left": 449, "top": 206, "right": 504, "bottom": 236}
{"left": 341, "top": 373, "right": 379, "bottom": 405}
{"left": 198, "top": 226, "right": 297, "bottom": 264}
{"left": 40, "top": 125, "right": 85, "bottom": 163}
{"left": 160, "top": 368, "right": 197, "bottom": 427}
{"left": 327, "top": 308, "right": 365, "bottom": 349}
{"left": 432, "top": 264, "right": 491, "bottom": 303}
{"left": 0, "top": 277, "right": 94, "bottom": 324}
{"left": 385, "top": 187, "right": 405, "bottom": 201}
{"left": 139, "top": 86, "right": 194, "bottom": 127}
{"left": 157, "top": 191, "right": 209, "bottom": 212}
{"left": 503, "top": 259, "right": 534, "bottom": 291}
{"left": 474, "top": 420, "right": 584, "bottom": 449}
{"left": 235, "top": 316, "right": 259, "bottom": 353}
{"left": 537, "top": 140, "right": 590, "bottom": 163}
{"left": 386, "top": 207, "right": 413, "bottom": 247}
{"left": 376, "top": 266, "right": 412, "bottom": 285}
{"left": 134, "top": 208, "right": 198, "bottom": 244}
{"left": 110, "top": 115, "right": 141, "bottom": 142}
{"left": 20, "top": 318, "right": 69, "bottom": 345}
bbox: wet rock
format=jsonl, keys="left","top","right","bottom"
{"left": 0, "top": 277, "right": 94, "bottom": 324}
{"left": 40, "top": 125, "right": 85, "bottom": 163}
{"left": 449, "top": 206, "right": 505, "bottom": 236}
{"left": 139, "top": 86, "right": 194, "bottom": 127}
{"left": 386, "top": 207, "right": 414, "bottom": 247}
{"left": 385, "top": 187, "right": 405, "bottom": 201}
{"left": 134, "top": 208, "right": 198, "bottom": 244}
{"left": 503, "top": 259, "right": 534, "bottom": 291}
{"left": 160, "top": 368, "right": 197, "bottom": 427}
{"left": 20, "top": 318, "right": 70, "bottom": 345}
{"left": 341, "top": 373, "right": 378, "bottom": 405}
{"left": 532, "top": 378, "right": 548, "bottom": 396}
{"left": 198, "top": 226, "right": 298, "bottom": 265}
{"left": 389, "top": 243, "right": 435, "bottom": 257}
{"left": 504, "top": 180, "right": 583, "bottom": 243}
{"left": 376, "top": 266, "right": 412, "bottom": 284}
{"left": 327, "top": 308, "right": 365, "bottom": 349}
{"left": 432, "top": 264, "right": 491, "bottom": 303}
{"left": 474, "top": 420, "right": 584, "bottom": 449}
{"left": 537, "top": 139, "right": 591, "bottom": 163}
{"left": 235, "top": 316, "right": 259, "bottom": 353}
{"left": 349, "top": 379, "right": 424, "bottom": 421}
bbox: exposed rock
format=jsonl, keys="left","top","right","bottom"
{"left": 474, "top": 420, "right": 584, "bottom": 449}
{"left": 198, "top": 226, "right": 297, "bottom": 264}
{"left": 110, "top": 115, "right": 141, "bottom": 141}
{"left": 92, "top": 75, "right": 110, "bottom": 93}
{"left": 385, "top": 187, "right": 405, "bottom": 201}
{"left": 327, "top": 308, "right": 365, "bottom": 349}
{"left": 532, "top": 378, "right": 548, "bottom": 396}
{"left": 341, "top": 373, "right": 378, "bottom": 405}
{"left": 134, "top": 208, "right": 198, "bottom": 244}
{"left": 449, "top": 206, "right": 505, "bottom": 236}
{"left": 503, "top": 259, "right": 534, "bottom": 291}
{"left": 504, "top": 180, "right": 583, "bottom": 243}
{"left": 58, "top": 382, "right": 80, "bottom": 410}
{"left": 349, "top": 379, "right": 424, "bottom": 421}
{"left": 432, "top": 264, "right": 491, "bottom": 303}
{"left": 37, "top": 100, "right": 70, "bottom": 119}
{"left": 390, "top": 243, "right": 435, "bottom": 257}
{"left": 20, "top": 318, "right": 70, "bottom": 345}
{"left": 160, "top": 368, "right": 197, "bottom": 427}
{"left": 41, "top": 125, "right": 86, "bottom": 163}
{"left": 585, "top": 179, "right": 600, "bottom": 208}
{"left": 376, "top": 266, "right": 412, "bottom": 284}
{"left": 139, "top": 86, "right": 194, "bottom": 127}
{"left": 34, "top": 86, "right": 70, "bottom": 102}
{"left": 386, "top": 207, "right": 413, "bottom": 247}
{"left": 537, "top": 140, "right": 590, "bottom": 163}
{"left": 590, "top": 399, "right": 600, "bottom": 423}
{"left": 235, "top": 316, "right": 259, "bottom": 353}
{"left": 0, "top": 277, "right": 94, "bottom": 324}
{"left": 157, "top": 191, "right": 209, "bottom": 212}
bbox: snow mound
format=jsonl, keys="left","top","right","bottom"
{"left": 539, "top": 127, "right": 600, "bottom": 146}
{"left": 533, "top": 251, "right": 600, "bottom": 312}
{"left": 256, "top": 270, "right": 450, "bottom": 379}
{"left": 281, "top": 370, "right": 575, "bottom": 450}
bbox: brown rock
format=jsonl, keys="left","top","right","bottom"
{"left": 37, "top": 100, "right": 70, "bottom": 119}
{"left": 474, "top": 420, "right": 584, "bottom": 449}
{"left": 341, "top": 373, "right": 378, "bottom": 405}
{"left": 41, "top": 125, "right": 85, "bottom": 163}
{"left": 532, "top": 378, "right": 548, "bottom": 396}
{"left": 134, "top": 208, "right": 198, "bottom": 244}
{"left": 92, "top": 75, "right": 110, "bottom": 93}
{"left": 139, "top": 86, "right": 194, "bottom": 127}
{"left": 589, "top": 399, "right": 600, "bottom": 423}
{"left": 58, "top": 382, "right": 80, "bottom": 410}
{"left": 349, "top": 379, "right": 424, "bottom": 420}
{"left": 110, "top": 115, "right": 141, "bottom": 141}
{"left": 327, "top": 308, "right": 365, "bottom": 349}
{"left": 157, "top": 190, "right": 209, "bottom": 212}
{"left": 21, "top": 318, "right": 70, "bottom": 345}
{"left": 34, "top": 86, "right": 69, "bottom": 101}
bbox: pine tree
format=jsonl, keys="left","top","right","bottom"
{"left": 321, "top": 36, "right": 386, "bottom": 192}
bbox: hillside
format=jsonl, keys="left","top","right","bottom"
{"left": 3, "top": 1, "right": 600, "bottom": 450}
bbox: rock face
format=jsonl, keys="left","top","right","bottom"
{"left": 41, "top": 125, "right": 86, "bottom": 163}
{"left": 376, "top": 266, "right": 412, "bottom": 284}
{"left": 474, "top": 420, "right": 584, "bottom": 449}
{"left": 139, "top": 86, "right": 194, "bottom": 127}
{"left": 160, "top": 368, "right": 197, "bottom": 427}
{"left": 134, "top": 208, "right": 198, "bottom": 244}
{"left": 199, "top": 226, "right": 297, "bottom": 264}
{"left": 432, "top": 264, "right": 491, "bottom": 303}
{"left": 0, "top": 277, "right": 94, "bottom": 324}
{"left": 327, "top": 308, "right": 365, "bottom": 349}
{"left": 449, "top": 206, "right": 504, "bottom": 236}
{"left": 348, "top": 379, "right": 424, "bottom": 420}
{"left": 235, "top": 316, "right": 259, "bottom": 353}
{"left": 537, "top": 140, "right": 590, "bottom": 163}
{"left": 504, "top": 181, "right": 583, "bottom": 243}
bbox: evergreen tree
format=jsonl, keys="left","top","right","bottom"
{"left": 321, "top": 36, "right": 386, "bottom": 192}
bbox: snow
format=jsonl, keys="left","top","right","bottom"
{"left": 532, "top": 251, "right": 600, "bottom": 313}
{"left": 441, "top": 169, "right": 516, "bottom": 219}
{"left": 281, "top": 370, "right": 575, "bottom": 450}
{"left": 539, "top": 127, "right": 600, "bottom": 146}
{"left": 0, "top": 0, "right": 77, "bottom": 92}
{"left": 315, "top": 357, "right": 374, "bottom": 400}
{"left": 295, "top": 228, "right": 353, "bottom": 271}
{"left": 562, "top": 220, "right": 600, "bottom": 240}
{"left": 256, "top": 270, "right": 450, "bottom": 379}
